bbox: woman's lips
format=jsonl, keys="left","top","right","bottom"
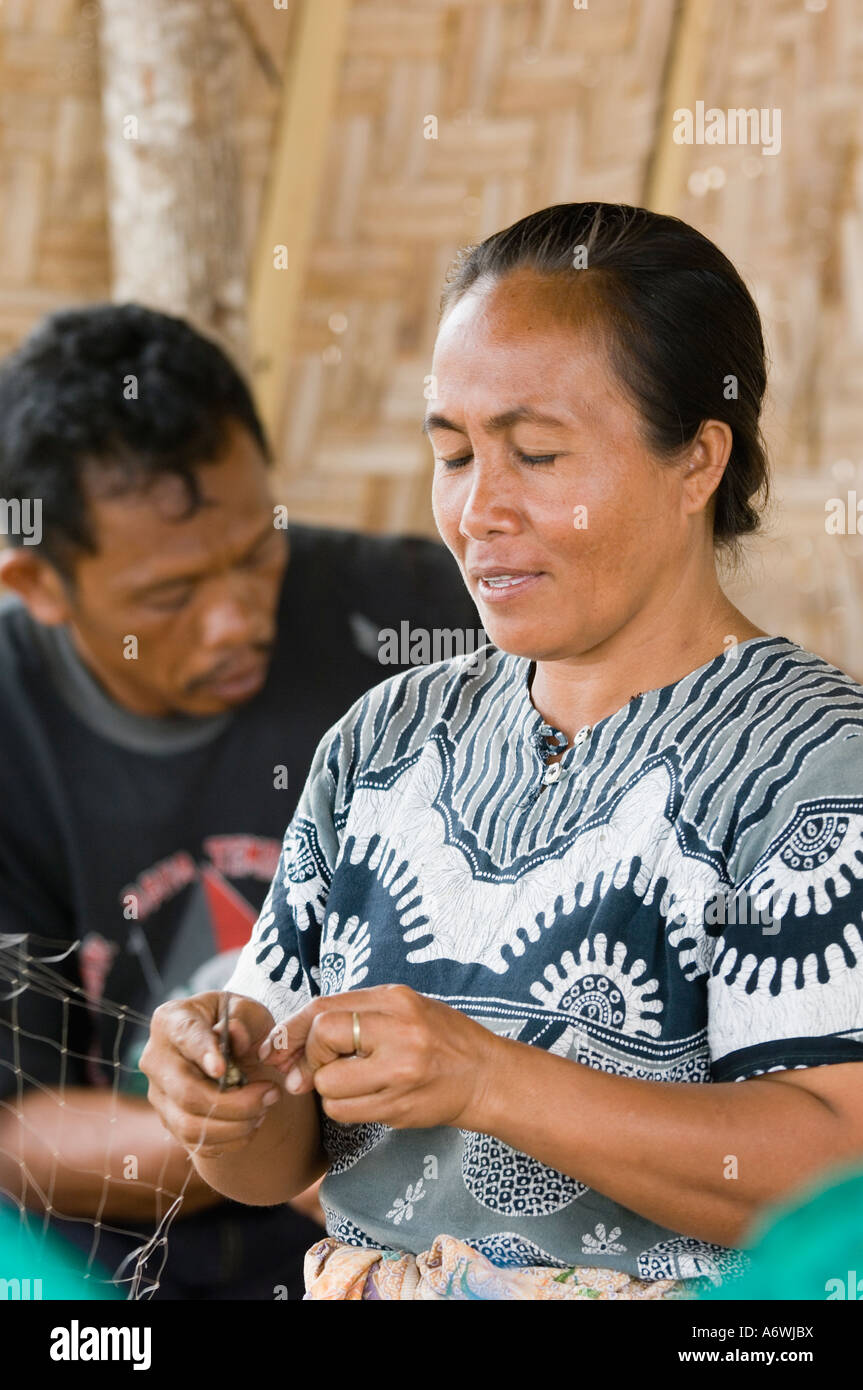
{"left": 475, "top": 572, "right": 545, "bottom": 603}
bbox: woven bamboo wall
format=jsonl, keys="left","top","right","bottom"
{"left": 276, "top": 0, "right": 678, "bottom": 532}
{"left": 0, "top": 0, "right": 860, "bottom": 675}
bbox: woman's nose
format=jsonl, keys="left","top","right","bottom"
{"left": 458, "top": 463, "right": 520, "bottom": 540}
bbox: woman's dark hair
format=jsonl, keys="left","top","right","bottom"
{"left": 441, "top": 203, "right": 770, "bottom": 556}
{"left": 0, "top": 302, "right": 270, "bottom": 573}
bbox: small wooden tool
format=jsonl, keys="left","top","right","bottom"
{"left": 218, "top": 993, "right": 247, "bottom": 1091}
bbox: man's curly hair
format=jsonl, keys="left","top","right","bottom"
{"left": 0, "top": 303, "right": 270, "bottom": 573}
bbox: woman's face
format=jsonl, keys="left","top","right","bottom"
{"left": 428, "top": 269, "right": 706, "bottom": 662}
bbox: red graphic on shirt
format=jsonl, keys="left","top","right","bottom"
{"left": 79, "top": 932, "right": 119, "bottom": 1007}
{"left": 119, "top": 836, "right": 280, "bottom": 923}
{"left": 203, "top": 835, "right": 280, "bottom": 884}
{"left": 114, "top": 836, "right": 280, "bottom": 997}
{"left": 79, "top": 933, "right": 119, "bottom": 1088}
{"left": 200, "top": 864, "right": 259, "bottom": 952}
{"left": 119, "top": 851, "right": 198, "bottom": 920}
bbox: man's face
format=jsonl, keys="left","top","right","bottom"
{"left": 64, "top": 419, "right": 287, "bottom": 717}
{"left": 428, "top": 270, "right": 699, "bottom": 663}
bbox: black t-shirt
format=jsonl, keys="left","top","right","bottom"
{"left": 0, "top": 524, "right": 484, "bottom": 1101}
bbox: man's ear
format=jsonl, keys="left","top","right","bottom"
{"left": 0, "top": 547, "right": 74, "bottom": 625}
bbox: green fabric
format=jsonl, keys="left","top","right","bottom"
{"left": 0, "top": 1204, "right": 122, "bottom": 1300}
{"left": 699, "top": 1162, "right": 863, "bottom": 1300}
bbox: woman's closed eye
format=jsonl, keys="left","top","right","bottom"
{"left": 437, "top": 451, "right": 560, "bottom": 469}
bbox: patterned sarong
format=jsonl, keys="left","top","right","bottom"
{"left": 303, "top": 1234, "right": 694, "bottom": 1300}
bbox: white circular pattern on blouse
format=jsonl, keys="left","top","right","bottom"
{"left": 282, "top": 825, "right": 320, "bottom": 884}
{"left": 529, "top": 936, "right": 664, "bottom": 1037}
{"left": 321, "top": 1200, "right": 383, "bottom": 1250}
{"left": 747, "top": 806, "right": 863, "bottom": 918}
{"left": 465, "top": 1232, "right": 570, "bottom": 1269}
{"left": 321, "top": 1115, "right": 389, "bottom": 1175}
{"left": 460, "top": 1129, "right": 587, "bottom": 1214}
{"left": 637, "top": 1236, "right": 750, "bottom": 1286}
{"left": 319, "top": 911, "right": 371, "bottom": 994}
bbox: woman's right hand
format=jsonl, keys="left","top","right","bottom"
{"left": 140, "top": 991, "right": 284, "bottom": 1159}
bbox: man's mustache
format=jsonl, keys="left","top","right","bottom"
{"left": 186, "top": 642, "right": 274, "bottom": 690}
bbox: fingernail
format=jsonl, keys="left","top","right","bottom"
{"left": 263, "top": 1087, "right": 281, "bottom": 1106}
{"left": 258, "top": 1037, "right": 272, "bottom": 1061}
{"left": 203, "top": 1051, "right": 221, "bottom": 1078}
{"left": 286, "top": 1067, "right": 303, "bottom": 1093}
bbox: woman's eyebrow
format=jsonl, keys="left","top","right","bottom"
{"left": 422, "top": 412, "right": 464, "bottom": 436}
{"left": 422, "top": 405, "right": 569, "bottom": 436}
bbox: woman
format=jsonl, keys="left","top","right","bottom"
{"left": 142, "top": 204, "right": 863, "bottom": 1301}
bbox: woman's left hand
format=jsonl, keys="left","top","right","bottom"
{"left": 257, "top": 984, "right": 503, "bottom": 1130}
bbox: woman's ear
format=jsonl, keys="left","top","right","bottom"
{"left": 682, "top": 420, "right": 733, "bottom": 514}
{"left": 0, "top": 547, "right": 74, "bottom": 625}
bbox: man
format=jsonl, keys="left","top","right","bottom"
{"left": 0, "top": 303, "right": 483, "bottom": 1299}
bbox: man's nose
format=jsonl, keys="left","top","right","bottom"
{"left": 198, "top": 580, "right": 262, "bottom": 648}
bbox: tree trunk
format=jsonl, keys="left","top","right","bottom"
{"left": 98, "top": 0, "right": 247, "bottom": 363}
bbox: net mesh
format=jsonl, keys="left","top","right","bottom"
{"left": 0, "top": 931, "right": 208, "bottom": 1300}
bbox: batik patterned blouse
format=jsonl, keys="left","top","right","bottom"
{"left": 226, "top": 635, "right": 863, "bottom": 1286}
